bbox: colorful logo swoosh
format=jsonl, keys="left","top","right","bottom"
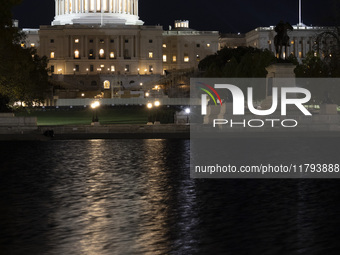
{"left": 197, "top": 82, "right": 223, "bottom": 106}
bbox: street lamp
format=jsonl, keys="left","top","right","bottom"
{"left": 154, "top": 100, "right": 161, "bottom": 123}
{"left": 147, "top": 102, "right": 153, "bottom": 124}
{"left": 185, "top": 108, "right": 190, "bottom": 124}
{"left": 154, "top": 100, "right": 160, "bottom": 107}
{"left": 147, "top": 102, "right": 153, "bottom": 109}
{"left": 91, "top": 101, "right": 100, "bottom": 124}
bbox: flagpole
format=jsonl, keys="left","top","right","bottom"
{"left": 299, "top": 0, "right": 302, "bottom": 25}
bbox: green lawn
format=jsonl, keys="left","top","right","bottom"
{"left": 15, "top": 107, "right": 150, "bottom": 126}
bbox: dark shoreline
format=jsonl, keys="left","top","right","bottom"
{"left": 2, "top": 124, "right": 340, "bottom": 141}
{"left": 0, "top": 124, "right": 190, "bottom": 141}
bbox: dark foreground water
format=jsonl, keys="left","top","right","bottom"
{"left": 1, "top": 139, "right": 340, "bottom": 255}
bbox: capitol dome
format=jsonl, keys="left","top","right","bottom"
{"left": 52, "top": 0, "right": 144, "bottom": 26}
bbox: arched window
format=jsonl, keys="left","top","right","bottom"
{"left": 74, "top": 50, "right": 80, "bottom": 59}
{"left": 99, "top": 49, "right": 105, "bottom": 59}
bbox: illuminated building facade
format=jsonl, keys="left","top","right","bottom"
{"left": 20, "top": 0, "right": 219, "bottom": 93}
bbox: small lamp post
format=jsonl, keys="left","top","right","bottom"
{"left": 154, "top": 100, "right": 161, "bottom": 124}
{"left": 91, "top": 101, "right": 100, "bottom": 125}
{"left": 185, "top": 107, "right": 190, "bottom": 124}
{"left": 147, "top": 102, "right": 153, "bottom": 125}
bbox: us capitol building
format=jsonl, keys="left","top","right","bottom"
{"left": 23, "top": 0, "right": 219, "bottom": 98}
{"left": 22, "top": 0, "right": 335, "bottom": 99}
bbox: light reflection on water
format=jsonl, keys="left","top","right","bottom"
{"left": 1, "top": 139, "right": 340, "bottom": 254}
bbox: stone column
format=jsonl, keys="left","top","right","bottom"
{"left": 70, "top": 36, "right": 74, "bottom": 59}
{"left": 55, "top": 0, "right": 58, "bottom": 16}
{"left": 136, "top": 34, "right": 139, "bottom": 58}
{"left": 120, "top": 36, "right": 124, "bottom": 58}
{"left": 303, "top": 39, "right": 307, "bottom": 58}
{"left": 73, "top": 0, "right": 76, "bottom": 12}
{"left": 135, "top": 0, "right": 138, "bottom": 15}
{"left": 132, "top": 0, "right": 134, "bottom": 14}
{"left": 106, "top": 35, "right": 109, "bottom": 60}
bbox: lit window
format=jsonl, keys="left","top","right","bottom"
{"left": 268, "top": 40, "right": 272, "bottom": 44}
{"left": 184, "top": 55, "right": 189, "bottom": 62}
{"left": 196, "top": 55, "right": 200, "bottom": 61}
{"left": 163, "top": 55, "right": 167, "bottom": 62}
{"left": 88, "top": 49, "right": 94, "bottom": 59}
{"left": 163, "top": 44, "right": 167, "bottom": 48}
{"left": 30, "top": 43, "right": 35, "bottom": 47}
{"left": 149, "top": 52, "right": 153, "bottom": 59}
{"left": 75, "top": 39, "right": 79, "bottom": 43}
{"left": 50, "top": 52, "right": 55, "bottom": 59}
{"left": 314, "top": 52, "right": 317, "bottom": 57}
{"left": 173, "top": 55, "right": 177, "bottom": 62}
{"left": 74, "top": 50, "right": 80, "bottom": 59}
{"left": 100, "top": 64, "right": 105, "bottom": 68}
{"left": 149, "top": 65, "right": 153, "bottom": 72}
{"left": 291, "top": 40, "right": 295, "bottom": 45}
{"left": 110, "top": 52, "right": 115, "bottom": 59}
{"left": 99, "top": 49, "right": 105, "bottom": 58}
{"left": 103, "top": 80, "right": 110, "bottom": 89}
{"left": 207, "top": 43, "right": 211, "bottom": 47}
{"left": 299, "top": 52, "right": 302, "bottom": 58}
{"left": 111, "top": 65, "right": 115, "bottom": 72}
{"left": 21, "top": 43, "right": 25, "bottom": 48}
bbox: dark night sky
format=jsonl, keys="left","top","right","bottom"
{"left": 12, "top": 0, "right": 339, "bottom": 33}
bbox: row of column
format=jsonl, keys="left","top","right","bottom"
{"left": 267, "top": 36, "right": 314, "bottom": 58}
{"left": 290, "top": 37, "right": 314, "bottom": 58}
{"left": 56, "top": 0, "right": 138, "bottom": 16}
